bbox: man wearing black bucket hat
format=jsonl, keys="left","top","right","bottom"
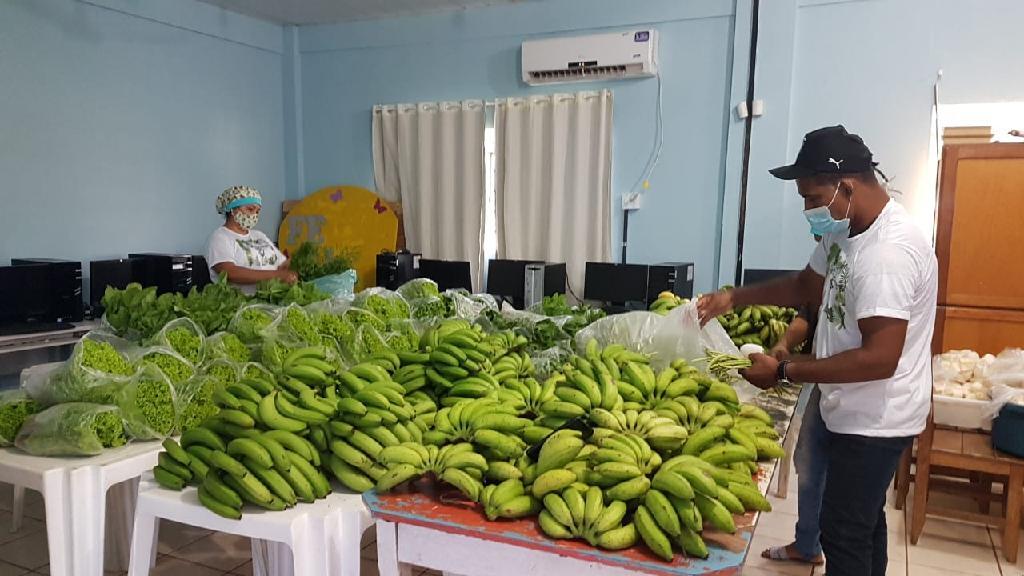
{"left": 698, "top": 126, "right": 937, "bottom": 576}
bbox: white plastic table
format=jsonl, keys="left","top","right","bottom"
{"left": 129, "top": 474, "right": 373, "bottom": 576}
{"left": 0, "top": 440, "right": 162, "bottom": 576}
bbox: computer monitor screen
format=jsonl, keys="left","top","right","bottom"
{"left": 418, "top": 259, "right": 473, "bottom": 292}
{"left": 583, "top": 263, "right": 649, "bottom": 303}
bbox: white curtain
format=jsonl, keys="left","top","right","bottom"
{"left": 494, "top": 90, "right": 613, "bottom": 298}
{"left": 372, "top": 101, "right": 486, "bottom": 289}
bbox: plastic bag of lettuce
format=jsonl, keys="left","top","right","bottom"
{"left": 203, "top": 332, "right": 251, "bottom": 363}
{"left": 15, "top": 403, "right": 127, "bottom": 456}
{"left": 353, "top": 288, "right": 411, "bottom": 322}
{"left": 141, "top": 347, "right": 195, "bottom": 385}
{"left": 149, "top": 317, "right": 205, "bottom": 364}
{"left": 0, "top": 390, "right": 41, "bottom": 446}
{"left": 115, "top": 364, "right": 178, "bottom": 440}
{"left": 23, "top": 334, "right": 137, "bottom": 407}
{"left": 228, "top": 303, "right": 279, "bottom": 345}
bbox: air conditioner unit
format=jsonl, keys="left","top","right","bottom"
{"left": 522, "top": 29, "right": 658, "bottom": 86}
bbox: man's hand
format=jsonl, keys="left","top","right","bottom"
{"left": 1010, "top": 129, "right": 1023, "bottom": 138}
{"left": 768, "top": 343, "right": 791, "bottom": 361}
{"left": 740, "top": 353, "right": 780, "bottom": 390}
{"left": 696, "top": 290, "right": 734, "bottom": 326}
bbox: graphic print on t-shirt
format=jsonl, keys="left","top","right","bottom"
{"left": 236, "top": 237, "right": 280, "bottom": 269}
{"left": 823, "top": 242, "right": 849, "bottom": 329}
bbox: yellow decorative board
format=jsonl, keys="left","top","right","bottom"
{"left": 278, "top": 185, "right": 398, "bottom": 290}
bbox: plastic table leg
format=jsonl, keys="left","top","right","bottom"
{"left": 11, "top": 484, "right": 25, "bottom": 533}
{"left": 127, "top": 506, "right": 159, "bottom": 576}
{"left": 41, "top": 471, "right": 73, "bottom": 576}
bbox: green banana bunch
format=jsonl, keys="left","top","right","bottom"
{"left": 648, "top": 292, "right": 688, "bottom": 316}
{"left": 480, "top": 479, "right": 541, "bottom": 521}
{"left": 717, "top": 304, "right": 798, "bottom": 348}
{"left": 537, "top": 486, "right": 638, "bottom": 550}
{"left": 374, "top": 442, "right": 488, "bottom": 501}
{"left": 430, "top": 398, "right": 529, "bottom": 459}
{"left": 585, "top": 432, "right": 658, "bottom": 502}
{"left": 500, "top": 375, "right": 557, "bottom": 419}
{"left": 589, "top": 408, "right": 689, "bottom": 453}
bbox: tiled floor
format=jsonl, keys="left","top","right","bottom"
{"left": 0, "top": 464, "right": 1017, "bottom": 576}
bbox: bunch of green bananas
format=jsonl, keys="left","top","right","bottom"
{"left": 326, "top": 359, "right": 434, "bottom": 493}
{"left": 538, "top": 486, "right": 638, "bottom": 550}
{"left": 480, "top": 479, "right": 541, "bottom": 521}
{"left": 718, "top": 305, "right": 798, "bottom": 348}
{"left": 648, "top": 291, "right": 689, "bottom": 316}
{"left": 374, "top": 441, "right": 490, "bottom": 502}
{"left": 432, "top": 398, "right": 531, "bottom": 459}
{"left": 151, "top": 361, "right": 335, "bottom": 519}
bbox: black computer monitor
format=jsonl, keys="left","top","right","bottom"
{"left": 89, "top": 259, "right": 135, "bottom": 310}
{"left": 418, "top": 259, "right": 473, "bottom": 292}
{"left": 583, "top": 262, "right": 649, "bottom": 303}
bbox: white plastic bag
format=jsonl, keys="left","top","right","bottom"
{"left": 981, "top": 348, "right": 1024, "bottom": 388}
{"left": 984, "top": 384, "right": 1024, "bottom": 420}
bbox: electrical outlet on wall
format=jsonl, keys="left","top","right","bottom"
{"left": 622, "top": 192, "right": 641, "bottom": 211}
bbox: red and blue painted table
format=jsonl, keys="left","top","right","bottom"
{"left": 364, "top": 389, "right": 800, "bottom": 576}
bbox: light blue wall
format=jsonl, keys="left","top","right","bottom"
{"left": 741, "top": 0, "right": 1024, "bottom": 274}
{"left": 297, "top": 0, "right": 746, "bottom": 294}
{"left": 0, "top": 0, "right": 286, "bottom": 288}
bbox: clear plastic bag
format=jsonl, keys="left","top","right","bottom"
{"left": 175, "top": 375, "right": 220, "bottom": 433}
{"left": 352, "top": 324, "right": 391, "bottom": 362}
{"left": 15, "top": 403, "right": 127, "bottom": 456}
{"left": 260, "top": 303, "right": 323, "bottom": 349}
{"left": 200, "top": 358, "right": 241, "bottom": 385}
{"left": 203, "top": 332, "right": 252, "bottom": 363}
{"left": 353, "top": 288, "right": 411, "bottom": 322}
{"left": 409, "top": 295, "right": 450, "bottom": 320}
{"left": 979, "top": 348, "right": 1024, "bottom": 388}
{"left": 574, "top": 302, "right": 760, "bottom": 401}
{"left": 149, "top": 317, "right": 205, "bottom": 365}
{"left": 386, "top": 319, "right": 422, "bottom": 353}
{"left": 985, "top": 384, "right": 1024, "bottom": 420}
{"left": 23, "top": 333, "right": 138, "bottom": 407}
{"left": 228, "top": 303, "right": 280, "bottom": 345}
{"left": 396, "top": 278, "right": 440, "bottom": 301}
{"left": 530, "top": 347, "right": 573, "bottom": 380}
{"left": 116, "top": 364, "right": 178, "bottom": 440}
{"left": 445, "top": 290, "right": 498, "bottom": 321}
{"left": 241, "top": 362, "right": 275, "bottom": 384}
{"left": 140, "top": 346, "right": 196, "bottom": 385}
{"left": 311, "top": 269, "right": 358, "bottom": 299}
{"left": 0, "top": 389, "right": 41, "bottom": 446}
{"left": 344, "top": 307, "right": 387, "bottom": 332}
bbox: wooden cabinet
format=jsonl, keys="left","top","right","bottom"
{"left": 933, "top": 305, "right": 1024, "bottom": 356}
{"left": 933, "top": 143, "right": 1024, "bottom": 353}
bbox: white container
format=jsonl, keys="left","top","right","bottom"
{"left": 933, "top": 395, "right": 992, "bottom": 431}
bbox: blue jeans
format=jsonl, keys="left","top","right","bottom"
{"left": 820, "top": 431, "right": 914, "bottom": 576}
{"left": 793, "top": 385, "right": 828, "bottom": 558}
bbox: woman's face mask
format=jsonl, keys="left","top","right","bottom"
{"left": 233, "top": 206, "right": 260, "bottom": 231}
{"left": 804, "top": 182, "right": 851, "bottom": 236}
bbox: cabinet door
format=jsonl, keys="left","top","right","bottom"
{"left": 933, "top": 305, "right": 1024, "bottom": 355}
{"left": 936, "top": 144, "right": 1024, "bottom": 309}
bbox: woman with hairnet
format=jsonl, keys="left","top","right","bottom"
{"left": 206, "top": 185, "right": 297, "bottom": 295}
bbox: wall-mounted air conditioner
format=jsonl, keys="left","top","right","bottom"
{"left": 521, "top": 29, "right": 658, "bottom": 86}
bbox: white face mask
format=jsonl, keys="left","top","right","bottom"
{"left": 233, "top": 210, "right": 259, "bottom": 231}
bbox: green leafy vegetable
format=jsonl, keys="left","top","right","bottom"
{"left": 143, "top": 350, "right": 195, "bottom": 384}
{"left": 14, "top": 403, "right": 126, "bottom": 456}
{"left": 0, "top": 391, "right": 40, "bottom": 446}
{"left": 289, "top": 241, "right": 356, "bottom": 281}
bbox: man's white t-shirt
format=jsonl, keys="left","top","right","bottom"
{"left": 809, "top": 200, "right": 937, "bottom": 437}
{"left": 206, "top": 227, "right": 285, "bottom": 296}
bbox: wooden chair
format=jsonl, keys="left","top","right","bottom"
{"left": 910, "top": 412, "right": 1024, "bottom": 563}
